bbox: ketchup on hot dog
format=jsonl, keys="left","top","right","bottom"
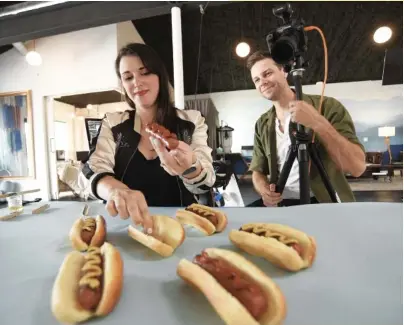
{"left": 193, "top": 251, "right": 268, "bottom": 320}
{"left": 145, "top": 123, "right": 179, "bottom": 150}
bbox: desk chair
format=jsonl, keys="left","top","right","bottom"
{"left": 215, "top": 153, "right": 249, "bottom": 183}
{"left": 239, "top": 146, "right": 253, "bottom": 181}
{"left": 372, "top": 151, "right": 394, "bottom": 182}
{"left": 196, "top": 160, "right": 234, "bottom": 207}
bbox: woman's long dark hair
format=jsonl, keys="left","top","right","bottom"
{"left": 115, "top": 43, "right": 178, "bottom": 131}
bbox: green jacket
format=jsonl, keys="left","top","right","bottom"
{"left": 249, "top": 93, "right": 365, "bottom": 203}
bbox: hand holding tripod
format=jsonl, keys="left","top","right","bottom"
{"left": 266, "top": 3, "right": 340, "bottom": 205}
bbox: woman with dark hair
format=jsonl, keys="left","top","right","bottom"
{"left": 82, "top": 43, "right": 215, "bottom": 233}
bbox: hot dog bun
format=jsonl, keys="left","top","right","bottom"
{"left": 69, "top": 215, "right": 106, "bottom": 252}
{"left": 229, "top": 223, "right": 317, "bottom": 272}
{"left": 176, "top": 203, "right": 228, "bottom": 235}
{"left": 51, "top": 242, "right": 123, "bottom": 324}
{"left": 128, "top": 215, "right": 185, "bottom": 257}
{"left": 177, "top": 248, "right": 286, "bottom": 325}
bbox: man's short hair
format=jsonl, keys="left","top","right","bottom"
{"left": 246, "top": 50, "right": 282, "bottom": 71}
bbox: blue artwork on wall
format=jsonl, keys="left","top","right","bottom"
{"left": 0, "top": 91, "right": 34, "bottom": 178}
{"left": 339, "top": 96, "right": 403, "bottom": 152}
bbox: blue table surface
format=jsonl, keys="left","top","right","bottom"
{"left": 0, "top": 201, "right": 402, "bottom": 325}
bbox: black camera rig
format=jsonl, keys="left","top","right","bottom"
{"left": 265, "top": 3, "right": 339, "bottom": 205}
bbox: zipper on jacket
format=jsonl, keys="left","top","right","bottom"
{"left": 175, "top": 176, "right": 184, "bottom": 207}
{"left": 120, "top": 148, "right": 138, "bottom": 183}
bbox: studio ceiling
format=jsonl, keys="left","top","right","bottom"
{"left": 0, "top": 1, "right": 401, "bottom": 99}
{"left": 133, "top": 1, "right": 403, "bottom": 95}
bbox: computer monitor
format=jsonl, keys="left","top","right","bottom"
{"left": 84, "top": 118, "right": 102, "bottom": 148}
{"left": 76, "top": 151, "right": 90, "bottom": 163}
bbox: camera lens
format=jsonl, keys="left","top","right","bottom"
{"left": 272, "top": 36, "right": 297, "bottom": 64}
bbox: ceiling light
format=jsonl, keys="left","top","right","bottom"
{"left": 236, "top": 42, "right": 250, "bottom": 58}
{"left": 373, "top": 26, "right": 392, "bottom": 44}
{"left": 25, "top": 50, "right": 42, "bottom": 66}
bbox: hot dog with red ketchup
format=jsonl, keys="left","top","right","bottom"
{"left": 145, "top": 122, "right": 179, "bottom": 150}
{"left": 177, "top": 248, "right": 286, "bottom": 325}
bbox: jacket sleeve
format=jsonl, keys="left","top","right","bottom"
{"left": 81, "top": 114, "right": 117, "bottom": 200}
{"left": 179, "top": 110, "right": 216, "bottom": 194}
{"left": 249, "top": 119, "right": 269, "bottom": 175}
{"left": 323, "top": 97, "right": 366, "bottom": 154}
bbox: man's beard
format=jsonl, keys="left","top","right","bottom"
{"left": 265, "top": 88, "right": 280, "bottom": 101}
{"left": 266, "top": 83, "right": 290, "bottom": 102}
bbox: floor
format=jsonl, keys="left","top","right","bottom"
{"left": 238, "top": 177, "right": 403, "bottom": 206}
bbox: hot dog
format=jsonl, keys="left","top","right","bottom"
{"left": 177, "top": 248, "right": 286, "bottom": 325}
{"left": 145, "top": 122, "right": 179, "bottom": 150}
{"left": 229, "top": 223, "right": 317, "bottom": 272}
{"left": 128, "top": 215, "right": 185, "bottom": 257}
{"left": 176, "top": 203, "right": 228, "bottom": 235}
{"left": 51, "top": 243, "right": 123, "bottom": 324}
{"left": 69, "top": 215, "right": 106, "bottom": 252}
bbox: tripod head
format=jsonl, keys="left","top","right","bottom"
{"left": 266, "top": 3, "right": 308, "bottom": 73}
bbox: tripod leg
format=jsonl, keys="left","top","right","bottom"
{"left": 276, "top": 145, "right": 298, "bottom": 194}
{"left": 308, "top": 144, "right": 340, "bottom": 203}
{"left": 298, "top": 143, "right": 311, "bottom": 205}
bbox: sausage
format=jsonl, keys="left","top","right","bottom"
{"left": 81, "top": 218, "right": 96, "bottom": 245}
{"left": 145, "top": 123, "right": 179, "bottom": 150}
{"left": 78, "top": 286, "right": 102, "bottom": 311}
{"left": 289, "top": 243, "right": 303, "bottom": 257}
{"left": 185, "top": 206, "right": 219, "bottom": 226}
{"left": 81, "top": 229, "right": 95, "bottom": 245}
{"left": 193, "top": 252, "right": 268, "bottom": 320}
{"left": 77, "top": 247, "right": 103, "bottom": 311}
{"left": 239, "top": 226, "right": 303, "bottom": 257}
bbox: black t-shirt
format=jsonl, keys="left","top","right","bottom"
{"left": 121, "top": 150, "right": 197, "bottom": 207}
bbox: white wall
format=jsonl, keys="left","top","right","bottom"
{"left": 0, "top": 21, "right": 141, "bottom": 200}
{"left": 98, "top": 101, "right": 130, "bottom": 115}
{"left": 186, "top": 81, "right": 403, "bottom": 153}
{"left": 72, "top": 117, "right": 90, "bottom": 152}
{"left": 53, "top": 101, "right": 76, "bottom": 160}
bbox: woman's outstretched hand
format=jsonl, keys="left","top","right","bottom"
{"left": 106, "top": 188, "right": 153, "bottom": 234}
{"left": 150, "top": 137, "right": 196, "bottom": 176}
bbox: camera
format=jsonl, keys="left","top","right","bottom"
{"left": 265, "top": 3, "right": 340, "bottom": 205}
{"left": 266, "top": 3, "right": 308, "bottom": 69}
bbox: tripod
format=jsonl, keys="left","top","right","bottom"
{"left": 275, "top": 58, "right": 340, "bottom": 204}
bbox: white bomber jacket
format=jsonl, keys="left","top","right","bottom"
{"left": 82, "top": 108, "right": 216, "bottom": 201}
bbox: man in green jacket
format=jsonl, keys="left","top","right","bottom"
{"left": 247, "top": 50, "right": 366, "bottom": 207}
